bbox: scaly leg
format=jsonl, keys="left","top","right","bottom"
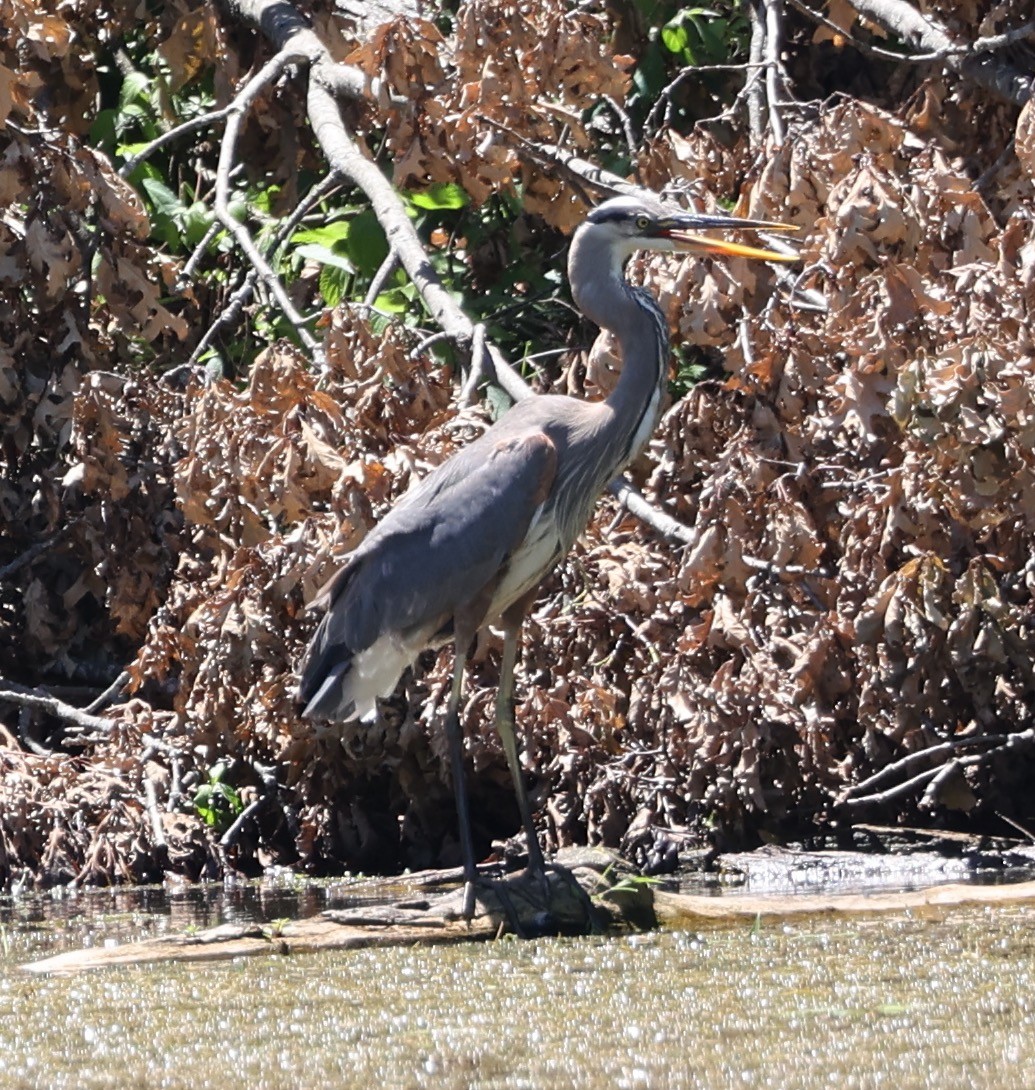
{"left": 443, "top": 641, "right": 478, "bottom": 919}
{"left": 496, "top": 624, "right": 547, "bottom": 880}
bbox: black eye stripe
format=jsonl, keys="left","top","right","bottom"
{"left": 587, "top": 206, "right": 629, "bottom": 224}
{"left": 587, "top": 207, "right": 656, "bottom": 229}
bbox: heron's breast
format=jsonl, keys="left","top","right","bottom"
{"left": 489, "top": 518, "right": 564, "bottom": 620}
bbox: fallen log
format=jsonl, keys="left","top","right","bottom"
{"left": 654, "top": 877, "right": 1035, "bottom": 924}
{"left": 21, "top": 849, "right": 652, "bottom": 975}
{"left": 22, "top": 847, "right": 1035, "bottom": 974}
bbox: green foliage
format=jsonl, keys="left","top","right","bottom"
{"left": 626, "top": 0, "right": 753, "bottom": 132}
{"left": 669, "top": 344, "right": 725, "bottom": 399}
{"left": 659, "top": 5, "right": 749, "bottom": 67}
{"left": 91, "top": 31, "right": 584, "bottom": 378}
{"left": 193, "top": 763, "right": 244, "bottom": 834}
{"left": 408, "top": 182, "right": 470, "bottom": 211}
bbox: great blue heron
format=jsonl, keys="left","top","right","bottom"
{"left": 298, "top": 194, "right": 794, "bottom": 915}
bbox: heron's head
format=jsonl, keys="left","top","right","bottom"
{"left": 568, "top": 194, "right": 797, "bottom": 328}
{"left": 579, "top": 194, "right": 797, "bottom": 268}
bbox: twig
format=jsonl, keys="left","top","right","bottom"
{"left": 968, "top": 18, "right": 1035, "bottom": 55}
{"left": 186, "top": 269, "right": 259, "bottom": 369}
{"left": 840, "top": 729, "right": 1035, "bottom": 811}
{"left": 606, "top": 480, "right": 694, "bottom": 545}
{"left": 783, "top": 0, "right": 906, "bottom": 63}
{"left": 762, "top": 0, "right": 788, "bottom": 144}
{"left": 642, "top": 63, "right": 767, "bottom": 138}
{"left": 118, "top": 105, "right": 234, "bottom": 179}
{"left": 178, "top": 220, "right": 222, "bottom": 288}
{"left": 841, "top": 730, "right": 1026, "bottom": 799}
{"left": 144, "top": 779, "right": 168, "bottom": 848}
{"left": 213, "top": 48, "right": 322, "bottom": 356}
{"left": 741, "top": 553, "right": 832, "bottom": 579}
{"left": 185, "top": 173, "right": 340, "bottom": 368}
{"left": 168, "top": 753, "right": 184, "bottom": 811}
{"left": 746, "top": 1, "right": 766, "bottom": 147}
{"left": 0, "top": 527, "right": 71, "bottom": 582}
{"left": 0, "top": 680, "right": 117, "bottom": 735}
{"left": 599, "top": 94, "right": 639, "bottom": 162}
{"left": 841, "top": 753, "right": 985, "bottom": 811}
{"left": 220, "top": 763, "right": 278, "bottom": 850}
{"left": 85, "top": 670, "right": 130, "bottom": 715}
{"left": 498, "top": 125, "right": 637, "bottom": 204}
{"left": 789, "top": 0, "right": 1033, "bottom": 104}
{"left": 460, "top": 323, "right": 488, "bottom": 406}
{"left": 996, "top": 811, "right": 1035, "bottom": 843}
{"left": 363, "top": 247, "right": 400, "bottom": 307}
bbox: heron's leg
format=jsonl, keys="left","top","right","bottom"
{"left": 496, "top": 624, "right": 546, "bottom": 879}
{"left": 443, "top": 641, "right": 478, "bottom": 918}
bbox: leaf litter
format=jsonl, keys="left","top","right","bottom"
{"left": 3, "top": 1, "right": 1035, "bottom": 887}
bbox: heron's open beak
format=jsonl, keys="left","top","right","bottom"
{"left": 661, "top": 215, "right": 799, "bottom": 263}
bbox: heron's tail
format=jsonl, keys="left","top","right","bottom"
{"left": 298, "top": 632, "right": 416, "bottom": 723}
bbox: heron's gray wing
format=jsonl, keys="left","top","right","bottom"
{"left": 314, "top": 429, "right": 558, "bottom": 656}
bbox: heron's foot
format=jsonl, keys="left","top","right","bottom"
{"left": 449, "top": 871, "right": 526, "bottom": 935}
{"left": 442, "top": 856, "right": 601, "bottom": 937}
{"left": 493, "top": 857, "right": 602, "bottom": 938}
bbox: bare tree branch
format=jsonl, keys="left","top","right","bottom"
{"left": 839, "top": 729, "right": 1035, "bottom": 812}
{"left": 746, "top": 0, "right": 766, "bottom": 146}
{"left": 213, "top": 48, "right": 321, "bottom": 356}
{"left": 186, "top": 169, "right": 341, "bottom": 370}
{"left": 118, "top": 105, "right": 234, "bottom": 180}
{"left": 0, "top": 527, "right": 71, "bottom": 582}
{"left": 607, "top": 480, "right": 694, "bottom": 545}
{"left": 788, "top": 0, "right": 1033, "bottom": 104}
{"left": 762, "top": 0, "right": 788, "bottom": 143}
{"left": 0, "top": 680, "right": 116, "bottom": 735}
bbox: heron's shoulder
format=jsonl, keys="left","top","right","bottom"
{"left": 495, "top": 391, "right": 602, "bottom": 432}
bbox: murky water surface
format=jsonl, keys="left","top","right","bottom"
{"left": 2, "top": 880, "right": 1033, "bottom": 1088}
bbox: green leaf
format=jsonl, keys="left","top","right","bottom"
{"left": 660, "top": 21, "right": 689, "bottom": 55}
{"left": 140, "top": 177, "right": 184, "bottom": 220}
{"left": 250, "top": 184, "right": 282, "bottom": 216}
{"left": 118, "top": 70, "right": 151, "bottom": 110}
{"left": 226, "top": 197, "right": 248, "bottom": 224}
{"left": 292, "top": 221, "right": 352, "bottom": 248}
{"left": 408, "top": 182, "right": 469, "bottom": 210}
{"left": 319, "top": 264, "right": 350, "bottom": 308}
{"left": 182, "top": 202, "right": 214, "bottom": 247}
{"left": 345, "top": 209, "right": 390, "bottom": 275}
{"left": 90, "top": 110, "right": 118, "bottom": 153}
{"left": 632, "top": 41, "right": 668, "bottom": 99}
{"left": 116, "top": 141, "right": 151, "bottom": 159}
{"left": 695, "top": 17, "right": 725, "bottom": 61}
{"left": 294, "top": 243, "right": 355, "bottom": 274}
{"left": 374, "top": 285, "right": 416, "bottom": 314}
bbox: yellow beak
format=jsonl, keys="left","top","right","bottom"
{"left": 658, "top": 214, "right": 799, "bottom": 262}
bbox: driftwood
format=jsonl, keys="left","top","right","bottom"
{"left": 21, "top": 846, "right": 1035, "bottom": 975}
{"left": 655, "top": 879, "right": 1035, "bottom": 923}
{"left": 21, "top": 849, "right": 649, "bottom": 975}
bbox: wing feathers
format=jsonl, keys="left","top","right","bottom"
{"left": 297, "top": 428, "right": 557, "bottom": 722}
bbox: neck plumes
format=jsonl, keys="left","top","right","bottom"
{"left": 569, "top": 241, "right": 670, "bottom": 480}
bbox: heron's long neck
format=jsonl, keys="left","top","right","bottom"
{"left": 570, "top": 256, "right": 670, "bottom": 481}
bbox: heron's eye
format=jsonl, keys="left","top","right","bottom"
{"left": 634, "top": 214, "right": 651, "bottom": 231}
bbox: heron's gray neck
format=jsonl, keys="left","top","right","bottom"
{"left": 569, "top": 234, "right": 670, "bottom": 478}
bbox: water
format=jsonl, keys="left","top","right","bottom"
{"left": 2, "top": 882, "right": 1033, "bottom": 1088}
